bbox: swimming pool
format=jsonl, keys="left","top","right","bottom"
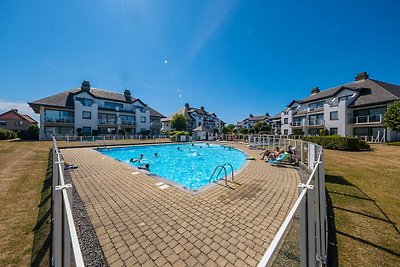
{"left": 98, "top": 143, "right": 247, "bottom": 191}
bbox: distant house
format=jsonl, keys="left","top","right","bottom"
{"left": 28, "top": 81, "right": 165, "bottom": 140}
{"left": 236, "top": 113, "right": 271, "bottom": 130}
{"left": 0, "top": 109, "right": 38, "bottom": 132}
{"left": 272, "top": 72, "right": 400, "bottom": 141}
{"left": 161, "top": 103, "right": 225, "bottom": 140}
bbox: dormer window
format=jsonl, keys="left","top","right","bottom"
{"left": 76, "top": 97, "right": 93, "bottom": 107}
{"left": 308, "top": 100, "right": 325, "bottom": 109}
{"left": 338, "top": 95, "right": 353, "bottom": 102}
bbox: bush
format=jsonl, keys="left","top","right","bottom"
{"left": 302, "top": 136, "right": 370, "bottom": 151}
{"left": 17, "top": 124, "right": 39, "bottom": 140}
{"left": 92, "top": 130, "right": 99, "bottom": 136}
{"left": 319, "top": 129, "right": 329, "bottom": 136}
{"left": 170, "top": 131, "right": 189, "bottom": 141}
{"left": 0, "top": 128, "right": 17, "bottom": 140}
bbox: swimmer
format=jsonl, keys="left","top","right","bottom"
{"left": 138, "top": 163, "right": 150, "bottom": 171}
{"left": 154, "top": 153, "right": 159, "bottom": 158}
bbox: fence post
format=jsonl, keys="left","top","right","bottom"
{"left": 52, "top": 150, "right": 62, "bottom": 267}
{"left": 307, "top": 187, "right": 317, "bottom": 267}
{"left": 62, "top": 184, "right": 73, "bottom": 267}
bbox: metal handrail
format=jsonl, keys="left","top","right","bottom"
{"left": 52, "top": 137, "right": 85, "bottom": 267}
{"left": 209, "top": 165, "right": 228, "bottom": 186}
{"left": 222, "top": 163, "right": 234, "bottom": 183}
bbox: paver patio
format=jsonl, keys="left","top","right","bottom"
{"left": 62, "top": 142, "right": 300, "bottom": 266}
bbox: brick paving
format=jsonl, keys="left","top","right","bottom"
{"left": 62, "top": 142, "right": 300, "bottom": 266}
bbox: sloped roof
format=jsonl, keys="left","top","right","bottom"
{"left": 28, "top": 87, "right": 164, "bottom": 117}
{"left": 162, "top": 105, "right": 218, "bottom": 122}
{"left": 270, "top": 112, "right": 282, "bottom": 120}
{"left": 297, "top": 78, "right": 400, "bottom": 105}
{"left": 21, "top": 115, "right": 38, "bottom": 124}
{"left": 0, "top": 109, "right": 37, "bottom": 123}
{"left": 192, "top": 125, "right": 208, "bottom": 132}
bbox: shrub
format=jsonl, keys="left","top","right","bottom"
{"left": 92, "top": 130, "right": 99, "bottom": 136}
{"left": 170, "top": 131, "right": 189, "bottom": 141}
{"left": 0, "top": 128, "right": 17, "bottom": 140}
{"left": 17, "top": 124, "right": 39, "bottom": 140}
{"left": 319, "top": 129, "right": 329, "bottom": 136}
{"left": 302, "top": 136, "right": 370, "bottom": 151}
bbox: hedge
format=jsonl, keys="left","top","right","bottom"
{"left": 16, "top": 124, "right": 39, "bottom": 140}
{"left": 302, "top": 136, "right": 370, "bottom": 151}
{"left": 0, "top": 128, "right": 17, "bottom": 140}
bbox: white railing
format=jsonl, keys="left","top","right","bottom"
{"left": 290, "top": 121, "right": 304, "bottom": 127}
{"left": 306, "top": 119, "right": 325, "bottom": 126}
{"left": 98, "top": 119, "right": 117, "bottom": 125}
{"left": 51, "top": 134, "right": 169, "bottom": 142}
{"left": 52, "top": 138, "right": 84, "bottom": 267}
{"left": 249, "top": 135, "right": 327, "bottom": 267}
{"left": 351, "top": 114, "right": 382, "bottom": 124}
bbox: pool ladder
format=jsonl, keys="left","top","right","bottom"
{"left": 209, "top": 163, "right": 234, "bottom": 186}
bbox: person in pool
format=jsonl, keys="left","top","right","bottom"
{"left": 138, "top": 163, "right": 150, "bottom": 171}
{"left": 130, "top": 154, "right": 144, "bottom": 162}
{"left": 154, "top": 153, "right": 159, "bottom": 158}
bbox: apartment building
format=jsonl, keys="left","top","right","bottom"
{"left": 272, "top": 72, "right": 400, "bottom": 141}
{"left": 29, "top": 81, "right": 165, "bottom": 140}
{"left": 235, "top": 113, "right": 271, "bottom": 130}
{"left": 161, "top": 103, "right": 225, "bottom": 140}
{"left": 0, "top": 109, "right": 38, "bottom": 131}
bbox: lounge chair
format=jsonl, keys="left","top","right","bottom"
{"left": 267, "top": 152, "right": 290, "bottom": 166}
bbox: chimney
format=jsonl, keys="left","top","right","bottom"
{"left": 201, "top": 106, "right": 205, "bottom": 110}
{"left": 249, "top": 114, "right": 253, "bottom": 117}
{"left": 81, "top": 81, "right": 91, "bottom": 92}
{"left": 311, "top": 87, "right": 320, "bottom": 95}
{"left": 355, "top": 72, "right": 369, "bottom": 81}
{"left": 265, "top": 113, "right": 270, "bottom": 116}
{"left": 185, "top": 103, "right": 190, "bottom": 108}
{"left": 124, "top": 89, "right": 131, "bottom": 101}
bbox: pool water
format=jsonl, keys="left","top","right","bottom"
{"left": 98, "top": 143, "right": 247, "bottom": 190}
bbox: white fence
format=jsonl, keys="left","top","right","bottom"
{"left": 248, "top": 135, "right": 327, "bottom": 267}
{"left": 52, "top": 134, "right": 169, "bottom": 142}
{"left": 52, "top": 138, "right": 84, "bottom": 267}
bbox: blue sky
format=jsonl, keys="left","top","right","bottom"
{"left": 1, "top": 0, "right": 399, "bottom": 124}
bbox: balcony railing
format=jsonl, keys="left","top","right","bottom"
{"left": 45, "top": 118, "right": 74, "bottom": 123}
{"left": 306, "top": 119, "right": 324, "bottom": 126}
{"left": 351, "top": 114, "right": 383, "bottom": 124}
{"left": 121, "top": 120, "right": 135, "bottom": 126}
{"left": 290, "top": 121, "right": 304, "bottom": 127}
{"left": 98, "top": 119, "right": 117, "bottom": 125}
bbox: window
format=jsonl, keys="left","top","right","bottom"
{"left": 0, "top": 120, "right": 6, "bottom": 126}
{"left": 309, "top": 101, "right": 325, "bottom": 109}
{"left": 284, "top": 118, "right": 288, "bottom": 124}
{"left": 76, "top": 97, "right": 93, "bottom": 107}
{"left": 330, "top": 111, "right": 338, "bottom": 120}
{"left": 133, "top": 105, "right": 145, "bottom": 113}
{"left": 98, "top": 113, "right": 116, "bottom": 124}
{"left": 338, "top": 95, "right": 353, "bottom": 102}
{"left": 15, "top": 121, "right": 24, "bottom": 126}
{"left": 284, "top": 129, "right": 288, "bottom": 135}
{"left": 120, "top": 115, "right": 135, "bottom": 125}
{"left": 45, "top": 127, "right": 73, "bottom": 135}
{"left": 82, "top": 111, "right": 91, "bottom": 119}
{"left": 44, "top": 110, "right": 74, "bottom": 123}
{"left": 82, "top": 127, "right": 91, "bottom": 135}
{"left": 198, "top": 122, "right": 201, "bottom": 126}
{"left": 104, "top": 101, "right": 123, "bottom": 110}
{"left": 140, "top": 116, "right": 146, "bottom": 123}
{"left": 309, "top": 129, "right": 321, "bottom": 136}
{"left": 330, "top": 128, "right": 338, "bottom": 135}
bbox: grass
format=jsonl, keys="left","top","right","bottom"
{"left": 325, "top": 144, "right": 400, "bottom": 266}
{"left": 387, "top": 141, "right": 400, "bottom": 146}
{"left": 0, "top": 140, "right": 52, "bottom": 266}
{"left": 0, "top": 137, "right": 171, "bottom": 266}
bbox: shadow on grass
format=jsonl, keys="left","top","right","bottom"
{"left": 30, "top": 150, "right": 52, "bottom": 267}
{"left": 326, "top": 172, "right": 400, "bottom": 265}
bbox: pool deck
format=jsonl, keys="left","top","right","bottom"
{"left": 62, "top": 142, "right": 300, "bottom": 267}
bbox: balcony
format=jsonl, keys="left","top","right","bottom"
{"left": 290, "top": 121, "right": 304, "bottom": 128}
{"left": 45, "top": 118, "right": 74, "bottom": 124}
{"left": 306, "top": 119, "right": 324, "bottom": 127}
{"left": 121, "top": 120, "right": 136, "bottom": 126}
{"left": 98, "top": 119, "right": 117, "bottom": 125}
{"left": 350, "top": 115, "right": 383, "bottom": 124}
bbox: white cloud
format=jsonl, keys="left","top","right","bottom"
{"left": 0, "top": 99, "right": 39, "bottom": 122}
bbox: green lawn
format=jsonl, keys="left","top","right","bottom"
{"left": 325, "top": 144, "right": 400, "bottom": 266}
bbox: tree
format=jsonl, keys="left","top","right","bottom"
{"left": 170, "top": 114, "right": 187, "bottom": 131}
{"left": 252, "top": 121, "right": 270, "bottom": 133}
{"left": 239, "top": 128, "right": 248, "bottom": 134}
{"left": 222, "top": 126, "right": 229, "bottom": 134}
{"left": 384, "top": 100, "right": 400, "bottom": 132}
